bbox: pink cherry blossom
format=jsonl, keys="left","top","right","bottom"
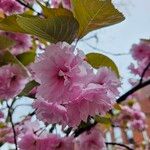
{"left": 0, "top": 127, "right": 13, "bottom": 143}
{"left": 129, "top": 40, "right": 150, "bottom": 79}
{"left": 18, "top": 133, "right": 37, "bottom": 150}
{"left": 62, "top": 0, "right": 71, "bottom": 10}
{"left": 0, "top": 0, "right": 24, "bottom": 15}
{"left": 131, "top": 40, "right": 150, "bottom": 62}
{"left": 131, "top": 120, "right": 146, "bottom": 131}
{"left": 129, "top": 59, "right": 150, "bottom": 78}
{"left": 66, "top": 83, "right": 116, "bottom": 127}
{"left": 0, "top": 32, "right": 32, "bottom": 55}
{"left": 133, "top": 85, "right": 150, "bottom": 101}
{"left": 33, "top": 100, "right": 68, "bottom": 126}
{"left": 91, "top": 67, "right": 121, "bottom": 99}
{"left": 31, "top": 42, "right": 93, "bottom": 103}
{"left": 51, "top": 0, "right": 71, "bottom": 10}
{"left": 0, "top": 111, "right": 4, "bottom": 118}
{"left": 0, "top": 64, "right": 28, "bottom": 100}
{"left": 118, "top": 103, "right": 147, "bottom": 131}
{"left": 19, "top": 133, "right": 74, "bottom": 150}
{"left": 51, "top": 0, "right": 61, "bottom": 8}
{"left": 75, "top": 127, "right": 106, "bottom": 150}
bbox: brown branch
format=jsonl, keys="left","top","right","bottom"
{"left": 106, "top": 142, "right": 133, "bottom": 150}
{"left": 117, "top": 79, "right": 150, "bottom": 103}
{"left": 6, "top": 101, "right": 18, "bottom": 150}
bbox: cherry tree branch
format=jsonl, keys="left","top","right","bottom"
{"left": 106, "top": 142, "right": 133, "bottom": 150}
{"left": 117, "top": 79, "right": 150, "bottom": 103}
{"left": 6, "top": 101, "right": 18, "bottom": 150}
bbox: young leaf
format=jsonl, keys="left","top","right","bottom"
{"left": 0, "top": 51, "right": 29, "bottom": 76}
{"left": 0, "top": 15, "right": 25, "bottom": 33}
{"left": 72, "top": 0, "right": 125, "bottom": 38}
{"left": 19, "top": 80, "right": 39, "bottom": 97}
{"left": 37, "top": 2, "right": 73, "bottom": 18}
{"left": 17, "top": 51, "right": 36, "bottom": 66}
{"left": 0, "top": 35, "right": 15, "bottom": 50}
{"left": 86, "top": 52, "right": 119, "bottom": 77}
{"left": 17, "top": 15, "right": 79, "bottom": 43}
{"left": 95, "top": 115, "right": 111, "bottom": 125}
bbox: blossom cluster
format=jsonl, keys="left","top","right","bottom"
{"left": 0, "top": 112, "right": 106, "bottom": 150}
{"left": 129, "top": 40, "right": 150, "bottom": 79}
{"left": 0, "top": 31, "right": 32, "bottom": 55}
{"left": 118, "top": 102, "right": 147, "bottom": 131}
{"left": 0, "top": 64, "right": 28, "bottom": 100}
{"left": 0, "top": 0, "right": 24, "bottom": 15}
{"left": 18, "top": 122, "right": 106, "bottom": 150}
{"left": 31, "top": 42, "right": 120, "bottom": 127}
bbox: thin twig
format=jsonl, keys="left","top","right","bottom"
{"left": 85, "top": 42, "right": 130, "bottom": 56}
{"left": 6, "top": 101, "right": 18, "bottom": 150}
{"left": 16, "top": 0, "right": 42, "bottom": 16}
{"left": 139, "top": 62, "right": 150, "bottom": 84}
{"left": 106, "top": 142, "right": 133, "bottom": 150}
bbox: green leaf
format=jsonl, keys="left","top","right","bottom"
{"left": 17, "top": 15, "right": 79, "bottom": 43}
{"left": 95, "top": 115, "right": 111, "bottom": 125}
{"left": 0, "top": 51, "right": 29, "bottom": 76}
{"left": 19, "top": 80, "right": 39, "bottom": 96}
{"left": 0, "top": 15, "right": 25, "bottom": 33}
{"left": 72, "top": 0, "right": 125, "bottom": 38}
{"left": 86, "top": 52, "right": 119, "bottom": 77}
{"left": 37, "top": 2, "right": 73, "bottom": 18}
{"left": 17, "top": 51, "right": 36, "bottom": 66}
{"left": 0, "top": 35, "right": 15, "bottom": 50}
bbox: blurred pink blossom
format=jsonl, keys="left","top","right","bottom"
{"left": 75, "top": 127, "right": 106, "bottom": 150}
{"left": 19, "top": 133, "right": 74, "bottom": 150}
{"left": 51, "top": 0, "right": 72, "bottom": 10}
{"left": 0, "top": 64, "right": 28, "bottom": 100}
{"left": 0, "top": 32, "right": 32, "bottom": 55}
{"left": 0, "top": 0, "right": 24, "bottom": 15}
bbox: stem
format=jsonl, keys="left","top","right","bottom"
{"left": 106, "top": 142, "right": 133, "bottom": 150}
{"left": 6, "top": 101, "right": 18, "bottom": 150}
{"left": 117, "top": 79, "right": 150, "bottom": 103}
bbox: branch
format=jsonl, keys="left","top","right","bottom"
{"left": 139, "top": 62, "right": 150, "bottom": 84}
{"left": 106, "top": 142, "right": 133, "bottom": 150}
{"left": 16, "top": 0, "right": 42, "bottom": 16}
{"left": 6, "top": 101, "right": 18, "bottom": 150}
{"left": 117, "top": 79, "right": 150, "bottom": 103}
{"left": 74, "top": 122, "right": 97, "bottom": 137}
